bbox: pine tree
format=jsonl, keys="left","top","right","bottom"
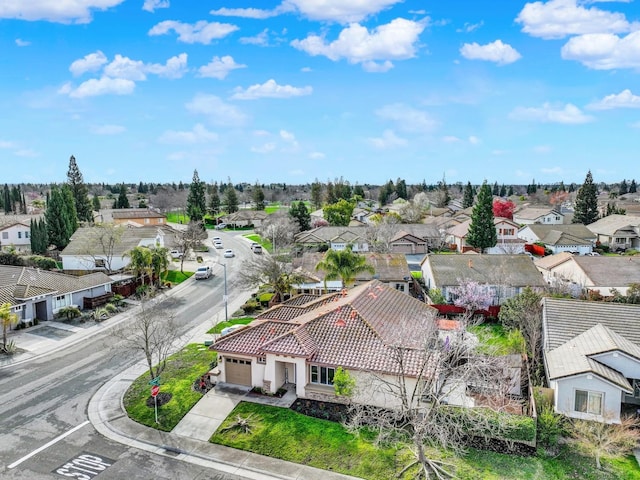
{"left": 396, "top": 178, "right": 407, "bottom": 200}
{"left": 116, "top": 184, "right": 129, "bottom": 209}
{"left": 186, "top": 169, "right": 206, "bottom": 222}
{"left": 311, "top": 179, "right": 323, "bottom": 209}
{"left": 3, "top": 184, "right": 11, "bottom": 214}
{"left": 45, "top": 186, "right": 75, "bottom": 249}
{"left": 207, "top": 182, "right": 221, "bottom": 216}
{"left": 252, "top": 181, "right": 265, "bottom": 210}
{"left": 466, "top": 180, "right": 497, "bottom": 252}
{"left": 66, "top": 155, "right": 93, "bottom": 223}
{"left": 289, "top": 201, "right": 311, "bottom": 231}
{"left": 573, "top": 170, "right": 599, "bottom": 225}
{"left": 92, "top": 195, "right": 101, "bottom": 211}
{"left": 223, "top": 179, "right": 238, "bottom": 214}
{"left": 492, "top": 182, "right": 499, "bottom": 196}
{"left": 630, "top": 179, "right": 637, "bottom": 194}
{"left": 462, "top": 182, "right": 474, "bottom": 209}
{"left": 619, "top": 179, "right": 628, "bottom": 195}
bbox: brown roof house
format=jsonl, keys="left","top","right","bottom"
{"left": 212, "top": 281, "right": 450, "bottom": 407}
{"left": 586, "top": 214, "right": 640, "bottom": 252}
{"left": 0, "top": 265, "right": 113, "bottom": 326}
{"left": 542, "top": 297, "right": 640, "bottom": 422}
{"left": 421, "top": 254, "right": 547, "bottom": 305}
{"left": 112, "top": 208, "right": 167, "bottom": 227}
{"left": 447, "top": 217, "right": 526, "bottom": 254}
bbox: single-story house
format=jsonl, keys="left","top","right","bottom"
{"left": 447, "top": 217, "right": 526, "bottom": 254}
{"left": 421, "top": 253, "right": 547, "bottom": 305}
{"left": 518, "top": 224, "right": 596, "bottom": 255}
{"left": 534, "top": 253, "right": 640, "bottom": 297}
{"left": 0, "top": 265, "right": 113, "bottom": 324}
{"left": 542, "top": 297, "right": 640, "bottom": 422}
{"left": 112, "top": 208, "right": 166, "bottom": 227}
{"left": 586, "top": 214, "right": 640, "bottom": 252}
{"left": 513, "top": 207, "right": 564, "bottom": 225}
{"left": 221, "top": 210, "right": 268, "bottom": 228}
{"left": 60, "top": 225, "right": 178, "bottom": 273}
{"left": 292, "top": 252, "right": 413, "bottom": 295}
{"left": 389, "top": 231, "right": 428, "bottom": 255}
{"left": 0, "top": 221, "right": 31, "bottom": 252}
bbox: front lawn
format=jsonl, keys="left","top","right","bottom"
{"left": 468, "top": 322, "right": 525, "bottom": 356}
{"left": 123, "top": 343, "right": 216, "bottom": 431}
{"left": 207, "top": 317, "right": 254, "bottom": 334}
{"left": 211, "top": 402, "right": 640, "bottom": 480}
{"left": 161, "top": 270, "right": 193, "bottom": 285}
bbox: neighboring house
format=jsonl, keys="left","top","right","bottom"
{"left": 221, "top": 210, "right": 268, "bottom": 227}
{"left": 0, "top": 265, "right": 113, "bottom": 324}
{"left": 112, "top": 209, "right": 166, "bottom": 226}
{"left": 211, "top": 280, "right": 443, "bottom": 407}
{"left": 513, "top": 207, "right": 564, "bottom": 225}
{"left": 586, "top": 214, "right": 640, "bottom": 252}
{"left": 534, "top": 253, "right": 640, "bottom": 296}
{"left": 518, "top": 224, "right": 596, "bottom": 255}
{"left": 0, "top": 221, "right": 31, "bottom": 252}
{"left": 60, "top": 225, "right": 177, "bottom": 273}
{"left": 292, "top": 252, "right": 413, "bottom": 294}
{"left": 447, "top": 217, "right": 526, "bottom": 254}
{"left": 421, "top": 254, "right": 547, "bottom": 305}
{"left": 294, "top": 227, "right": 369, "bottom": 252}
{"left": 389, "top": 231, "right": 428, "bottom": 255}
{"left": 542, "top": 297, "right": 640, "bottom": 422}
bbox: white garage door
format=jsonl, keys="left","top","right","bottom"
{"left": 225, "top": 357, "right": 252, "bottom": 386}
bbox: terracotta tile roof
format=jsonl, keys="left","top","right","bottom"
{"left": 280, "top": 293, "right": 322, "bottom": 306}
{"left": 213, "top": 280, "right": 441, "bottom": 377}
{"left": 256, "top": 295, "right": 337, "bottom": 322}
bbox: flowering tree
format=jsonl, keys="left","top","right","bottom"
{"left": 492, "top": 198, "right": 516, "bottom": 219}
{"left": 450, "top": 279, "right": 495, "bottom": 324}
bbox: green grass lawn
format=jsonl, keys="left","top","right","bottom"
{"left": 161, "top": 270, "right": 193, "bottom": 285}
{"left": 123, "top": 343, "right": 216, "bottom": 431}
{"left": 166, "top": 211, "right": 190, "bottom": 224}
{"left": 468, "top": 322, "right": 526, "bottom": 356}
{"left": 211, "top": 402, "right": 640, "bottom": 480}
{"left": 207, "top": 317, "right": 254, "bottom": 334}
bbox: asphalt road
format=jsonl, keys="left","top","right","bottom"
{"left": 0, "top": 229, "right": 254, "bottom": 480}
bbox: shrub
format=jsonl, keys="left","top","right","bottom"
{"left": 28, "top": 255, "right": 58, "bottom": 270}
{"left": 241, "top": 301, "right": 260, "bottom": 314}
{"left": 104, "top": 303, "right": 118, "bottom": 314}
{"left": 536, "top": 405, "right": 566, "bottom": 450}
{"left": 58, "top": 306, "right": 81, "bottom": 319}
{"left": 93, "top": 307, "right": 110, "bottom": 322}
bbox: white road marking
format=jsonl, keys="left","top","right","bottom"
{"left": 8, "top": 420, "right": 90, "bottom": 469}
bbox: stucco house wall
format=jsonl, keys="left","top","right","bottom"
{"left": 551, "top": 374, "right": 624, "bottom": 423}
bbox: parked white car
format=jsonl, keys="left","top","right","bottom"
{"left": 170, "top": 250, "right": 183, "bottom": 259}
{"left": 194, "top": 266, "right": 212, "bottom": 279}
{"left": 224, "top": 249, "right": 235, "bottom": 258}
{"left": 214, "top": 241, "right": 223, "bottom": 249}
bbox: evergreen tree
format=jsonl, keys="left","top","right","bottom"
{"left": 527, "top": 179, "right": 537, "bottom": 195}
{"left": 186, "top": 169, "right": 206, "bottom": 222}
{"left": 353, "top": 184, "right": 365, "bottom": 199}
{"left": 499, "top": 184, "right": 507, "bottom": 197}
{"left": 507, "top": 185, "right": 514, "bottom": 196}
{"left": 66, "top": 155, "right": 93, "bottom": 222}
{"left": 573, "top": 170, "right": 599, "bottom": 225}
{"left": 116, "top": 184, "right": 129, "bottom": 209}
{"left": 630, "top": 179, "right": 637, "bottom": 194}
{"left": 396, "top": 178, "right": 408, "bottom": 200}
{"left": 466, "top": 180, "right": 497, "bottom": 252}
{"left": 30, "top": 218, "right": 48, "bottom": 254}
{"left": 252, "top": 181, "right": 265, "bottom": 210}
{"left": 20, "top": 192, "right": 27, "bottom": 214}
{"left": 62, "top": 184, "right": 79, "bottom": 233}
{"left": 223, "top": 179, "right": 238, "bottom": 213}
{"left": 311, "top": 179, "right": 323, "bottom": 209}
{"left": 207, "top": 182, "right": 221, "bottom": 215}
{"left": 492, "top": 182, "right": 499, "bottom": 196}
{"left": 619, "top": 179, "right": 628, "bottom": 195}
{"left": 435, "top": 175, "right": 451, "bottom": 208}
{"left": 462, "top": 182, "right": 474, "bottom": 208}
{"left": 45, "top": 186, "right": 75, "bottom": 249}
{"left": 325, "top": 181, "right": 337, "bottom": 204}
{"left": 289, "top": 201, "right": 311, "bottom": 231}
{"left": 92, "top": 195, "right": 101, "bottom": 211}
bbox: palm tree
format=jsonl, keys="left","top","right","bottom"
{"left": 150, "top": 246, "right": 169, "bottom": 288}
{"left": 124, "top": 246, "right": 153, "bottom": 285}
{"left": 1, "top": 302, "right": 19, "bottom": 351}
{"left": 315, "top": 245, "right": 375, "bottom": 292}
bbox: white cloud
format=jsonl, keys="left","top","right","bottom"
{"left": 253, "top": 129, "right": 270, "bottom": 136}
{"left": 146, "top": 53, "right": 188, "bottom": 79}
{"left": 231, "top": 79, "right": 312, "bottom": 100}
{"left": 362, "top": 60, "right": 394, "bottom": 72}
{"left": 198, "top": 55, "right": 246, "bottom": 80}
{"left": 15, "top": 38, "right": 30, "bottom": 46}
{"left": 291, "top": 18, "right": 426, "bottom": 70}
{"left": 309, "top": 151, "right": 325, "bottom": 159}
{"left": 90, "top": 124, "right": 126, "bottom": 135}
{"left": 587, "top": 89, "right": 640, "bottom": 110}
{"left": 0, "top": 0, "right": 124, "bottom": 24}
{"left": 460, "top": 40, "right": 521, "bottom": 65}
{"left": 283, "top": 0, "right": 402, "bottom": 23}
{"left": 491, "top": 149, "right": 509, "bottom": 155}
{"left": 239, "top": 29, "right": 270, "bottom": 46}
{"left": 159, "top": 124, "right": 218, "bottom": 144}
{"left": 301, "top": 66, "right": 312, "bottom": 72}
{"left": 367, "top": 129, "right": 408, "bottom": 149}
{"left": 280, "top": 129, "right": 298, "bottom": 145}
{"left": 375, "top": 103, "right": 438, "bottom": 132}
{"left": 0, "top": 140, "right": 16, "bottom": 149}
{"left": 148, "top": 20, "right": 238, "bottom": 44}
{"left": 509, "top": 102, "right": 594, "bottom": 124}
{"left": 70, "top": 51, "right": 108, "bottom": 76}
{"left": 64, "top": 77, "right": 136, "bottom": 98}
{"left": 456, "top": 21, "right": 484, "bottom": 33}
{"left": 541, "top": 166, "right": 564, "bottom": 174}
{"left": 103, "top": 54, "right": 147, "bottom": 81}
{"left": 468, "top": 135, "right": 480, "bottom": 144}
{"left": 561, "top": 31, "right": 640, "bottom": 69}
{"left": 516, "top": 0, "right": 633, "bottom": 40}
{"left": 14, "top": 149, "right": 38, "bottom": 158}
{"left": 209, "top": 7, "right": 277, "bottom": 19}
{"left": 631, "top": 121, "right": 640, "bottom": 128}
{"left": 442, "top": 135, "right": 461, "bottom": 143}
{"left": 185, "top": 94, "right": 248, "bottom": 126}
{"left": 534, "top": 145, "right": 552, "bottom": 153}
{"left": 251, "top": 142, "right": 277, "bottom": 154}
{"left": 142, "top": 0, "right": 169, "bottom": 13}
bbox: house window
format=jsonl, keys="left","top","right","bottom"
{"left": 144, "top": 218, "right": 150, "bottom": 224}
{"left": 257, "top": 357, "right": 266, "bottom": 364}
{"left": 614, "top": 237, "right": 626, "bottom": 244}
{"left": 574, "top": 389, "right": 603, "bottom": 415}
{"left": 158, "top": 218, "right": 164, "bottom": 224}
{"left": 310, "top": 365, "right": 335, "bottom": 385}
{"left": 25, "top": 231, "right": 29, "bottom": 238}
{"left": 633, "top": 379, "right": 640, "bottom": 398}
{"left": 1, "top": 232, "right": 7, "bottom": 239}
{"left": 95, "top": 259, "right": 106, "bottom": 268}
{"left": 18, "top": 232, "right": 22, "bottom": 239}
{"left": 395, "top": 283, "right": 405, "bottom": 292}
{"left": 54, "top": 294, "right": 71, "bottom": 310}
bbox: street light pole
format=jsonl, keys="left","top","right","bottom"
{"left": 221, "top": 262, "right": 228, "bottom": 321}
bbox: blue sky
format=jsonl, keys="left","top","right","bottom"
{"left": 1, "top": 0, "right": 640, "bottom": 186}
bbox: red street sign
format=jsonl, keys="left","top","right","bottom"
{"left": 151, "top": 385, "right": 160, "bottom": 397}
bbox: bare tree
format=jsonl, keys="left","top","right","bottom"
{"left": 363, "top": 215, "right": 401, "bottom": 253}
{"left": 79, "top": 224, "right": 123, "bottom": 273}
{"left": 174, "top": 221, "right": 207, "bottom": 273}
{"left": 113, "top": 293, "right": 179, "bottom": 381}
{"left": 346, "top": 315, "right": 521, "bottom": 479}
{"left": 238, "top": 255, "right": 303, "bottom": 302}
{"left": 256, "top": 212, "right": 298, "bottom": 253}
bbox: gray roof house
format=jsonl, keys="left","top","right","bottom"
{"left": 421, "top": 254, "right": 547, "bottom": 305}
{"left": 586, "top": 214, "right": 640, "bottom": 252}
{"left": 0, "top": 265, "right": 113, "bottom": 325}
{"left": 513, "top": 207, "right": 564, "bottom": 225}
{"left": 518, "top": 224, "right": 596, "bottom": 255}
{"left": 542, "top": 297, "right": 640, "bottom": 422}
